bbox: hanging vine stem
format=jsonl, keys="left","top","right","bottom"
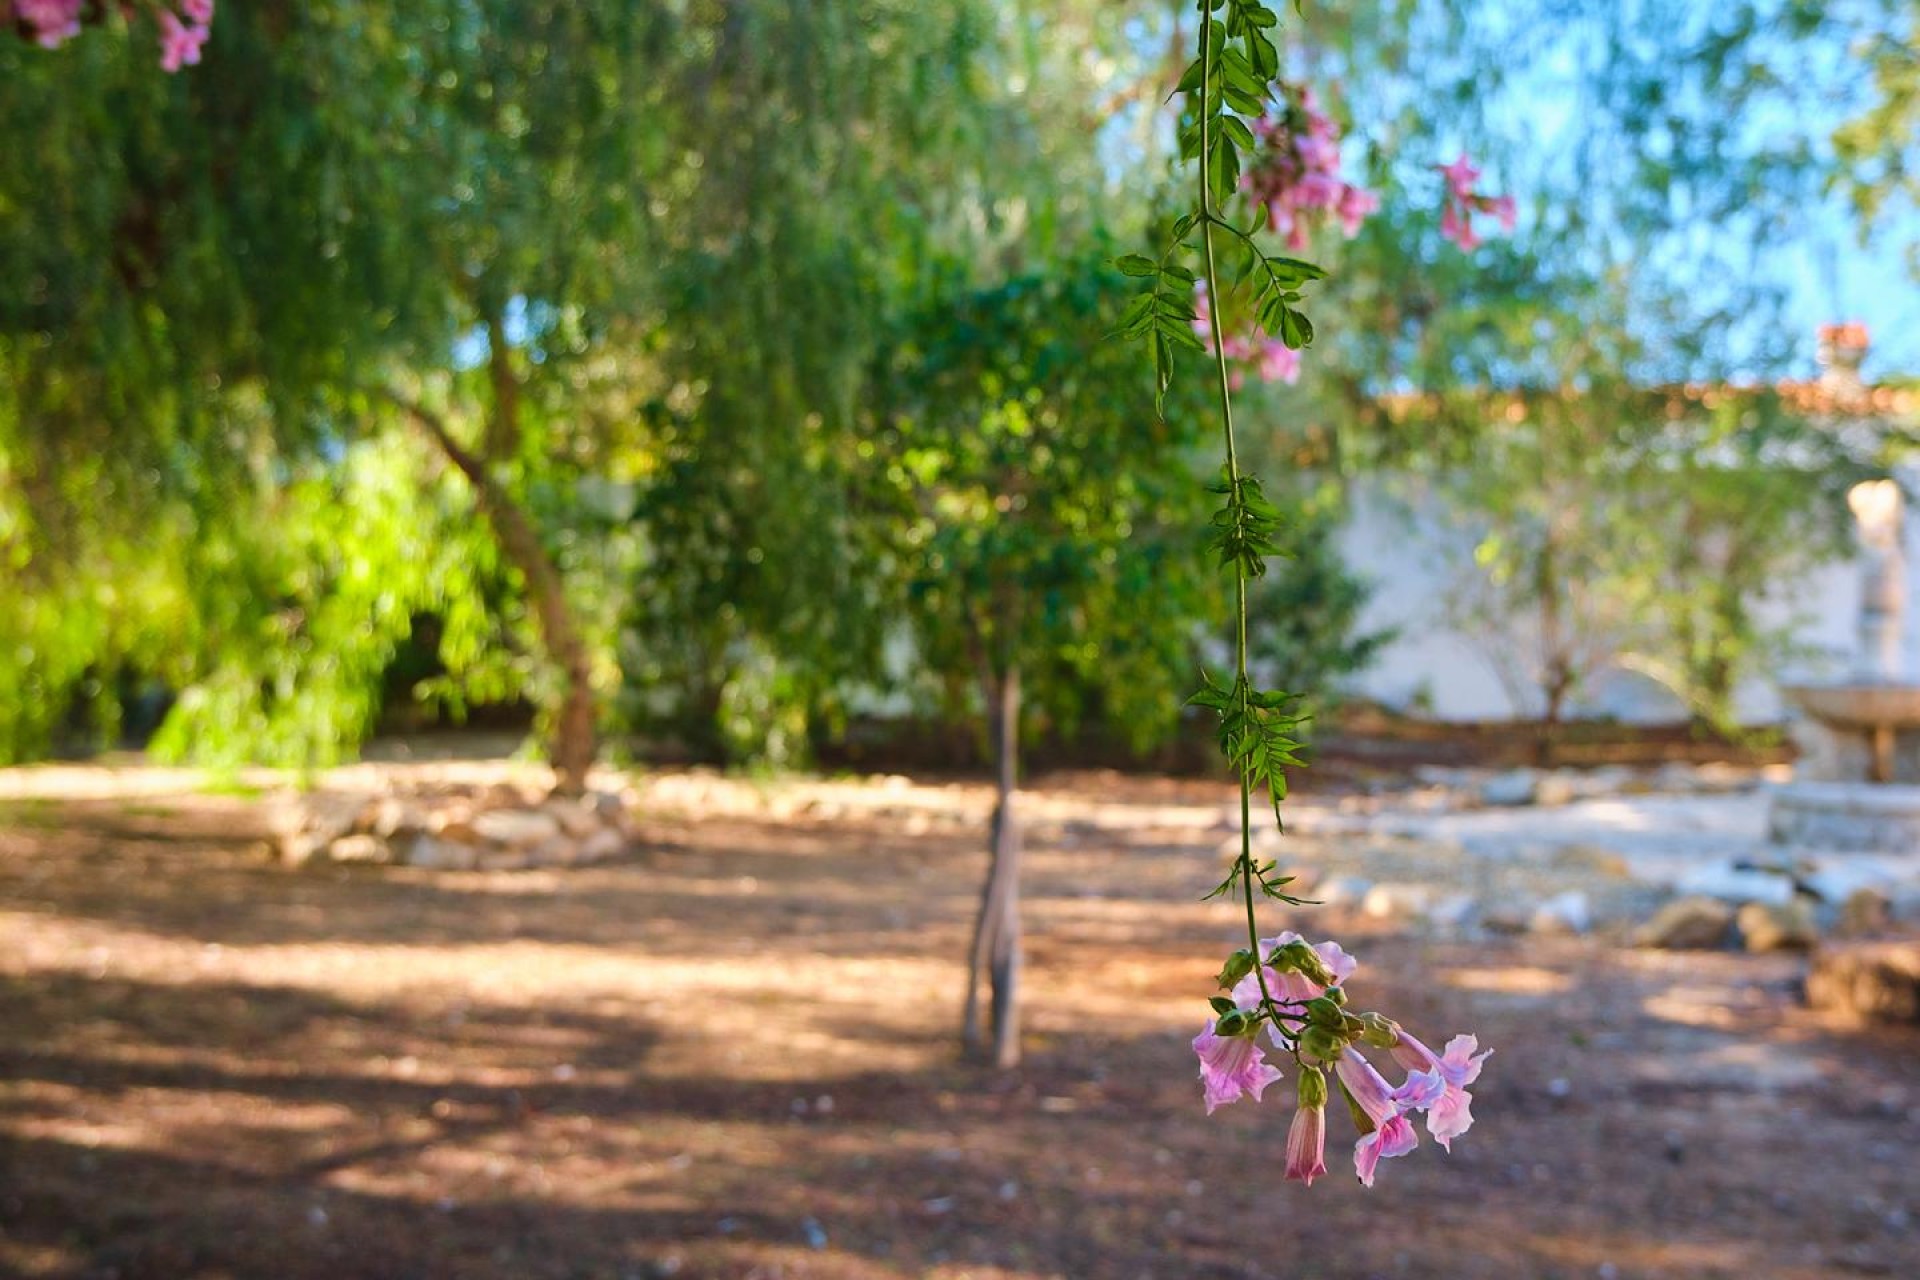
{"left": 1193, "top": 8, "right": 1280, "bottom": 1037}
{"left": 1118, "top": 1, "right": 1495, "bottom": 1190}
{"left": 1114, "top": 0, "right": 1324, "bottom": 1052}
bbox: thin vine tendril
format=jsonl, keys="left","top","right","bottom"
{"left": 1194, "top": 11, "right": 1281, "bottom": 1030}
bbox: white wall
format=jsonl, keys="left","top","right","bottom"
{"left": 1333, "top": 469, "right": 1913, "bottom": 724}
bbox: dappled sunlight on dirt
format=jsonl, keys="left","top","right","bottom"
{"left": 2, "top": 766, "right": 1917, "bottom": 1278}
{"left": 1440, "top": 964, "right": 1575, "bottom": 999}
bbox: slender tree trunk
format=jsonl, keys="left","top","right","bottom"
{"left": 1540, "top": 675, "right": 1568, "bottom": 767}
{"left": 392, "top": 396, "right": 598, "bottom": 796}
{"left": 962, "top": 663, "right": 1023, "bottom": 1068}
{"left": 1535, "top": 539, "right": 1564, "bottom": 767}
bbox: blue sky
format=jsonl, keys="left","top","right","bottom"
{"left": 1494, "top": 1, "right": 1920, "bottom": 382}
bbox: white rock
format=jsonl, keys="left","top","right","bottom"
{"left": 327, "top": 833, "right": 391, "bottom": 864}
{"left": 1836, "top": 887, "right": 1893, "bottom": 937}
{"left": 1655, "top": 762, "right": 1704, "bottom": 792}
{"left": 1315, "top": 875, "right": 1374, "bottom": 909}
{"left": 1807, "top": 939, "right": 1920, "bottom": 1022}
{"left": 483, "top": 782, "right": 541, "bottom": 809}
{"left": 1632, "top": 896, "right": 1734, "bottom": 949}
{"left": 1533, "top": 774, "right": 1579, "bottom": 807}
{"left": 1736, "top": 899, "right": 1818, "bottom": 952}
{"left": 1479, "top": 769, "right": 1539, "bottom": 807}
{"left": 279, "top": 832, "right": 327, "bottom": 866}
{"left": 1567, "top": 766, "right": 1635, "bottom": 800}
{"left": 368, "top": 796, "right": 424, "bottom": 840}
{"left": 1362, "top": 883, "right": 1434, "bottom": 920}
{"left": 1803, "top": 863, "right": 1899, "bottom": 906}
{"left": 291, "top": 791, "right": 366, "bottom": 843}
{"left": 1549, "top": 845, "right": 1633, "bottom": 879}
{"left": 1529, "top": 890, "right": 1591, "bottom": 935}
{"left": 1672, "top": 864, "right": 1795, "bottom": 907}
{"left": 529, "top": 836, "right": 582, "bottom": 866}
{"left": 578, "top": 827, "right": 627, "bottom": 863}
{"left": 547, "top": 799, "right": 602, "bottom": 840}
{"left": 264, "top": 795, "right": 311, "bottom": 839}
{"left": 472, "top": 809, "right": 562, "bottom": 847}
{"left": 1426, "top": 893, "right": 1481, "bottom": 934}
{"left": 426, "top": 801, "right": 476, "bottom": 834}
{"left": 404, "top": 835, "right": 480, "bottom": 871}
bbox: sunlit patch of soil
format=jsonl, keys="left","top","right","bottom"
{"left": 0, "top": 763, "right": 1915, "bottom": 1279}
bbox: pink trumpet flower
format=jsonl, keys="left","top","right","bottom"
{"left": 1285, "top": 1102, "right": 1328, "bottom": 1185}
{"left": 1336, "top": 1051, "right": 1444, "bottom": 1187}
{"left": 1192, "top": 1018, "right": 1285, "bottom": 1115}
{"left": 1391, "top": 1032, "right": 1491, "bottom": 1150}
{"left": 1285, "top": 1068, "right": 1330, "bottom": 1186}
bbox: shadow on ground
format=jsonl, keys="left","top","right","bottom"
{"left": 1, "top": 781, "right": 1917, "bottom": 1279}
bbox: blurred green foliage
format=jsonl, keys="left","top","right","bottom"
{"left": 0, "top": 1, "right": 1906, "bottom": 773}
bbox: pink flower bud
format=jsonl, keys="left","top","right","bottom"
{"left": 1284, "top": 1099, "right": 1328, "bottom": 1186}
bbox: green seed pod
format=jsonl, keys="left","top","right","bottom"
{"left": 1298, "top": 1024, "right": 1345, "bottom": 1062}
{"left": 1272, "top": 940, "right": 1336, "bottom": 988}
{"left": 1305, "top": 996, "right": 1345, "bottom": 1029}
{"left": 1357, "top": 1012, "right": 1403, "bottom": 1049}
{"left": 1216, "top": 949, "right": 1256, "bottom": 990}
{"left": 1296, "top": 1064, "right": 1329, "bottom": 1109}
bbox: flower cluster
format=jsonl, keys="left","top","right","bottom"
{"left": 1435, "top": 153, "right": 1516, "bottom": 252}
{"left": 1241, "top": 86, "right": 1380, "bottom": 251}
{"left": 1192, "top": 931, "right": 1490, "bottom": 1187}
{"left": 159, "top": 0, "right": 213, "bottom": 72}
{"left": 1191, "top": 280, "right": 1300, "bottom": 388}
{"left": 9, "top": 0, "right": 214, "bottom": 72}
{"left": 13, "top": 0, "right": 83, "bottom": 46}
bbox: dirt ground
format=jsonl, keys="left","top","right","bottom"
{"left": 1, "top": 766, "right": 1916, "bottom": 1280}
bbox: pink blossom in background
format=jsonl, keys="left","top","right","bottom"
{"left": 1391, "top": 1032, "right": 1491, "bottom": 1149}
{"left": 17, "top": 0, "right": 83, "bottom": 48}
{"left": 1435, "top": 152, "right": 1514, "bottom": 251}
{"left": 1191, "top": 279, "right": 1215, "bottom": 344}
{"left": 14, "top": 1, "right": 215, "bottom": 71}
{"left": 1440, "top": 201, "right": 1480, "bottom": 252}
{"left": 1256, "top": 339, "right": 1300, "bottom": 385}
{"left": 1194, "top": 284, "right": 1305, "bottom": 389}
{"left": 1336, "top": 184, "right": 1380, "bottom": 236}
{"left": 1243, "top": 84, "right": 1379, "bottom": 250}
{"left": 1192, "top": 1018, "right": 1285, "bottom": 1115}
{"left": 158, "top": 10, "right": 210, "bottom": 73}
{"left": 1437, "top": 153, "right": 1481, "bottom": 200}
